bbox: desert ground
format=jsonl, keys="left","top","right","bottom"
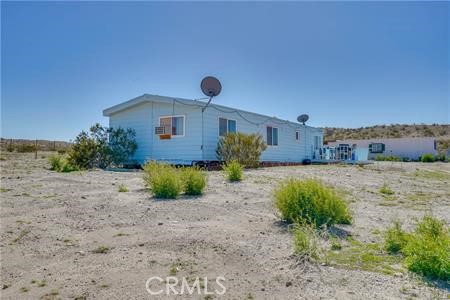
{"left": 1, "top": 152, "right": 449, "bottom": 299}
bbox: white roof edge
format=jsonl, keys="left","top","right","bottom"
{"left": 103, "top": 93, "right": 322, "bottom": 130}
{"left": 103, "top": 94, "right": 209, "bottom": 116}
{"left": 102, "top": 94, "right": 147, "bottom": 116}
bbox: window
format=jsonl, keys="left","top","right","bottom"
{"left": 337, "top": 144, "right": 351, "bottom": 160}
{"left": 369, "top": 143, "right": 385, "bottom": 153}
{"left": 295, "top": 131, "right": 300, "bottom": 141}
{"left": 267, "top": 126, "right": 278, "bottom": 146}
{"left": 159, "top": 115, "right": 185, "bottom": 136}
{"left": 219, "top": 118, "right": 237, "bottom": 137}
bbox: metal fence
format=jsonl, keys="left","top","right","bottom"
{"left": 0, "top": 138, "right": 72, "bottom": 158}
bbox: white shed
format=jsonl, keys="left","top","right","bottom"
{"left": 328, "top": 137, "right": 438, "bottom": 160}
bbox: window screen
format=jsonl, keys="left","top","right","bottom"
{"left": 172, "top": 116, "right": 184, "bottom": 136}
{"left": 273, "top": 128, "right": 278, "bottom": 146}
{"left": 228, "top": 120, "right": 236, "bottom": 134}
{"left": 219, "top": 118, "right": 228, "bottom": 136}
{"left": 267, "top": 126, "right": 278, "bottom": 146}
{"left": 267, "top": 126, "right": 273, "bottom": 145}
{"left": 219, "top": 118, "right": 237, "bottom": 136}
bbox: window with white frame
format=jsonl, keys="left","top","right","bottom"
{"left": 295, "top": 130, "right": 300, "bottom": 141}
{"left": 267, "top": 126, "right": 278, "bottom": 146}
{"left": 369, "top": 143, "right": 385, "bottom": 153}
{"left": 159, "top": 115, "right": 185, "bottom": 136}
{"left": 219, "top": 117, "right": 237, "bottom": 137}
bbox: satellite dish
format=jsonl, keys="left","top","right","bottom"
{"left": 201, "top": 76, "right": 222, "bottom": 97}
{"left": 297, "top": 114, "right": 309, "bottom": 125}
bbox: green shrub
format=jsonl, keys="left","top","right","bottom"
{"left": 375, "top": 155, "right": 402, "bottom": 162}
{"left": 68, "top": 131, "right": 98, "bottom": 169}
{"left": 379, "top": 183, "right": 395, "bottom": 195}
{"left": 143, "top": 162, "right": 182, "bottom": 199}
{"left": 216, "top": 132, "right": 267, "bottom": 168}
{"left": 223, "top": 160, "right": 243, "bottom": 182}
{"left": 48, "top": 154, "right": 78, "bottom": 172}
{"left": 384, "top": 221, "right": 409, "bottom": 254}
{"left": 375, "top": 155, "right": 384, "bottom": 161}
{"left": 274, "top": 179, "right": 352, "bottom": 227}
{"left": 330, "top": 239, "right": 342, "bottom": 251}
{"left": 49, "top": 154, "right": 63, "bottom": 171}
{"left": 293, "top": 224, "right": 320, "bottom": 261}
{"left": 383, "top": 216, "right": 450, "bottom": 280}
{"left": 142, "top": 161, "right": 158, "bottom": 179}
{"left": 420, "top": 153, "right": 435, "bottom": 163}
{"left": 436, "top": 154, "right": 446, "bottom": 161}
{"left": 57, "top": 148, "right": 68, "bottom": 155}
{"left": 118, "top": 184, "right": 129, "bottom": 192}
{"left": 150, "top": 169, "right": 182, "bottom": 199}
{"left": 60, "top": 162, "right": 78, "bottom": 172}
{"left": 403, "top": 216, "right": 449, "bottom": 280}
{"left": 181, "top": 167, "right": 206, "bottom": 195}
{"left": 108, "top": 127, "right": 138, "bottom": 166}
{"left": 68, "top": 123, "right": 137, "bottom": 170}
{"left": 143, "top": 161, "right": 167, "bottom": 184}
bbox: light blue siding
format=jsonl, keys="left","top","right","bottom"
{"left": 202, "top": 106, "right": 322, "bottom": 162}
{"left": 150, "top": 102, "right": 202, "bottom": 163}
{"left": 109, "top": 102, "right": 152, "bottom": 163}
{"left": 105, "top": 95, "right": 323, "bottom": 164}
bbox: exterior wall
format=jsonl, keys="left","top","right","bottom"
{"left": 328, "top": 137, "right": 437, "bottom": 160}
{"left": 201, "top": 107, "right": 321, "bottom": 162}
{"left": 107, "top": 99, "right": 323, "bottom": 164}
{"left": 109, "top": 101, "right": 203, "bottom": 164}
{"left": 150, "top": 102, "right": 202, "bottom": 163}
{"left": 109, "top": 102, "right": 153, "bottom": 163}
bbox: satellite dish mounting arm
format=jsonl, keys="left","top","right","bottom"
{"left": 202, "top": 96, "right": 213, "bottom": 112}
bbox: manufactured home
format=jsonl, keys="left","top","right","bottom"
{"left": 328, "top": 137, "right": 438, "bottom": 160}
{"left": 103, "top": 94, "right": 323, "bottom": 165}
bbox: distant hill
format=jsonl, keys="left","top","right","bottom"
{"left": 323, "top": 124, "right": 449, "bottom": 142}
{"left": 323, "top": 124, "right": 450, "bottom": 155}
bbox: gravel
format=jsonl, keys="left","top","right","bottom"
{"left": 1, "top": 152, "right": 449, "bottom": 299}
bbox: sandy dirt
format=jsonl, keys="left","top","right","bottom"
{"left": 1, "top": 152, "right": 449, "bottom": 299}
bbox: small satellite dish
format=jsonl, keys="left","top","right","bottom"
{"left": 297, "top": 114, "right": 309, "bottom": 125}
{"left": 201, "top": 76, "right": 222, "bottom": 97}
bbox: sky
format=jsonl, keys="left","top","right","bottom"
{"left": 1, "top": 1, "right": 449, "bottom": 141}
